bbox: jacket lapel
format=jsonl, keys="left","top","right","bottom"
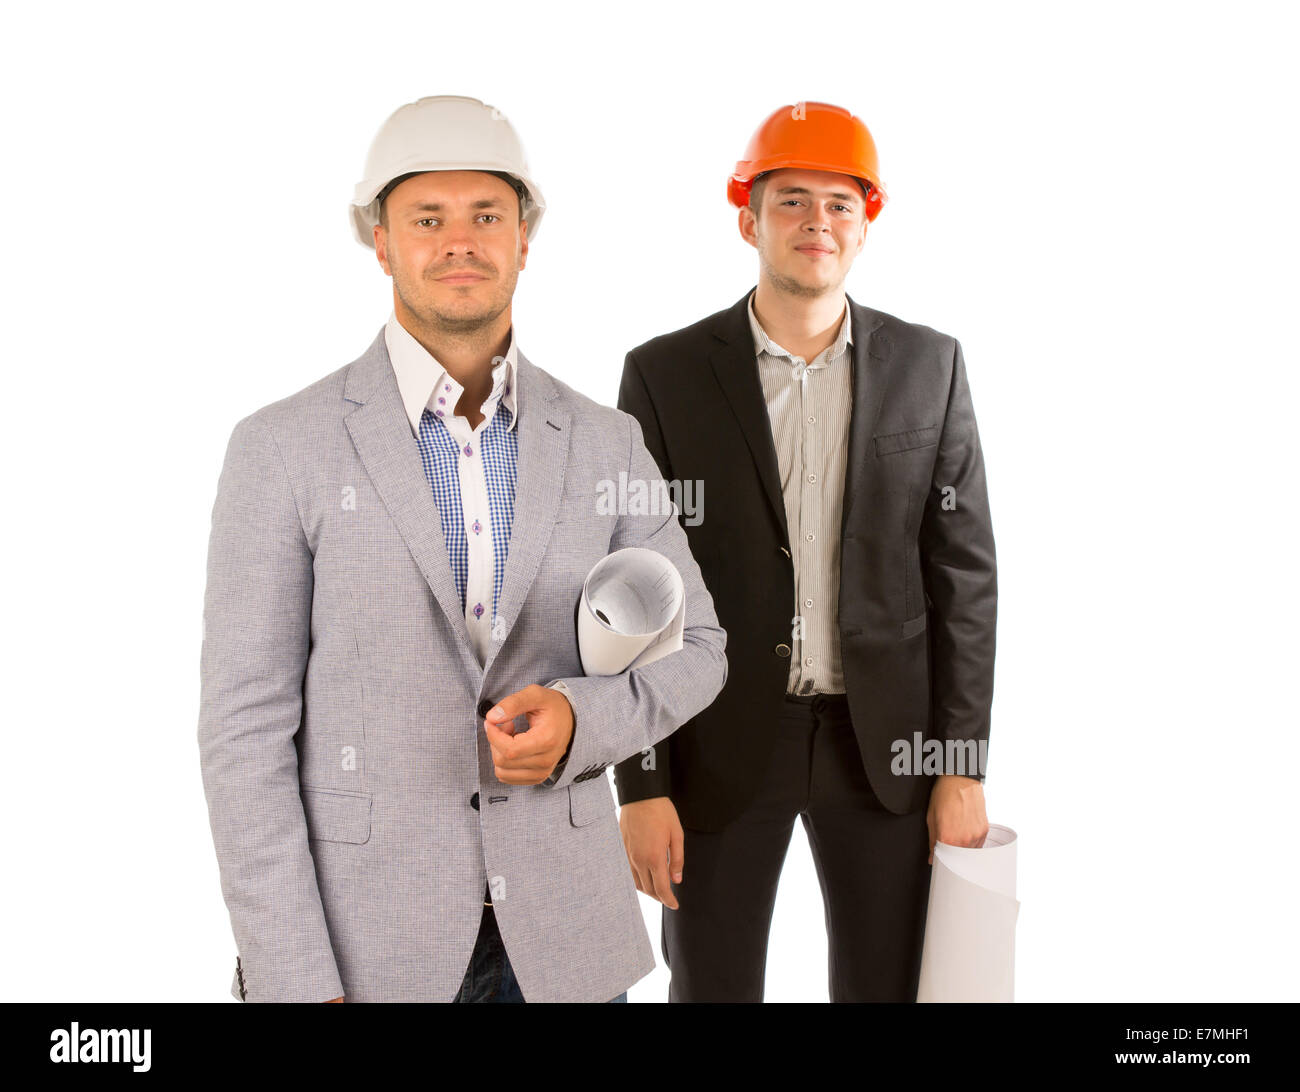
{"left": 343, "top": 329, "right": 481, "bottom": 670}
{"left": 841, "top": 295, "right": 891, "bottom": 531}
{"left": 708, "top": 288, "right": 791, "bottom": 549}
{"left": 480, "top": 350, "right": 569, "bottom": 676}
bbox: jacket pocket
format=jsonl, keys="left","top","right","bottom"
{"left": 874, "top": 425, "right": 939, "bottom": 456}
{"left": 568, "top": 775, "right": 612, "bottom": 827}
{"left": 300, "top": 786, "right": 372, "bottom": 844}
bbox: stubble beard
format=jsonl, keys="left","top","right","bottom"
{"left": 757, "top": 235, "right": 843, "bottom": 301}
{"left": 395, "top": 263, "right": 518, "bottom": 338}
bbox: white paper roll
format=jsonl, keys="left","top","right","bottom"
{"left": 577, "top": 547, "right": 685, "bottom": 676}
{"left": 917, "top": 823, "right": 1020, "bottom": 1003}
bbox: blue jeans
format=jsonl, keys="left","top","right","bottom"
{"left": 453, "top": 903, "right": 627, "bottom": 1003}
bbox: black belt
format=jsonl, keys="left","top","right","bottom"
{"left": 784, "top": 692, "right": 849, "bottom": 715}
{"left": 785, "top": 691, "right": 848, "bottom": 704}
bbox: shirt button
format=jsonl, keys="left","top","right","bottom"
{"left": 470, "top": 792, "right": 480, "bottom": 811}
{"left": 807, "top": 474, "right": 817, "bottom": 483}
{"left": 806, "top": 532, "right": 815, "bottom": 542}
{"left": 804, "top": 657, "right": 814, "bottom": 667}
{"left": 477, "top": 699, "right": 493, "bottom": 717}
{"left": 804, "top": 599, "right": 813, "bottom": 608}
{"left": 807, "top": 415, "right": 815, "bottom": 424}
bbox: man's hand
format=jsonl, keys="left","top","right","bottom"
{"left": 483, "top": 684, "right": 575, "bottom": 785}
{"left": 926, "top": 774, "right": 989, "bottom": 864}
{"left": 619, "top": 796, "right": 684, "bottom": 910}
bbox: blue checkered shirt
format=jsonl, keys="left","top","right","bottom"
{"left": 415, "top": 401, "right": 518, "bottom": 649}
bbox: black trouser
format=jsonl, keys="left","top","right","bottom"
{"left": 663, "top": 692, "right": 932, "bottom": 1002}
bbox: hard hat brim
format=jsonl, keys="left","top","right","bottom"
{"left": 729, "top": 155, "right": 888, "bottom": 222}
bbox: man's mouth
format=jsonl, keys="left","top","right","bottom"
{"left": 795, "top": 244, "right": 834, "bottom": 256}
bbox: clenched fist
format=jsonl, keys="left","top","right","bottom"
{"left": 482, "top": 684, "right": 575, "bottom": 785}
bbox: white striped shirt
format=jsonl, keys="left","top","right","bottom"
{"left": 747, "top": 290, "right": 853, "bottom": 695}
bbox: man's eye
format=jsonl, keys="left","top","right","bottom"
{"left": 478, "top": 214, "right": 501, "bottom": 224}
{"left": 417, "top": 218, "right": 438, "bottom": 228}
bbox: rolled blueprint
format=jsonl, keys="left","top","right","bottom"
{"left": 917, "top": 823, "right": 1020, "bottom": 1003}
{"left": 577, "top": 547, "right": 685, "bottom": 676}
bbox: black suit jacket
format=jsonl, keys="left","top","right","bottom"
{"left": 613, "top": 289, "right": 997, "bottom": 829}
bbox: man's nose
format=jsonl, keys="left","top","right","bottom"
{"left": 440, "top": 227, "right": 478, "bottom": 256}
{"left": 443, "top": 239, "right": 476, "bottom": 257}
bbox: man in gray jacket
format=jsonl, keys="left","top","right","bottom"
{"left": 197, "top": 95, "right": 726, "bottom": 1002}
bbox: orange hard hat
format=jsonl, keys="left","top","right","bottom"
{"left": 727, "top": 101, "right": 888, "bottom": 222}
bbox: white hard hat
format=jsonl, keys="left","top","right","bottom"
{"left": 349, "top": 95, "right": 546, "bottom": 249}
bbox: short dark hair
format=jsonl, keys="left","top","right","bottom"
{"left": 377, "top": 170, "right": 526, "bottom": 231}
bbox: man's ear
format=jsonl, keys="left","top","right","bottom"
{"left": 518, "top": 219, "right": 529, "bottom": 271}
{"left": 374, "top": 225, "right": 392, "bottom": 275}
{"left": 738, "top": 206, "right": 759, "bottom": 249}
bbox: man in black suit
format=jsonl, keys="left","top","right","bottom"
{"left": 613, "top": 102, "right": 997, "bottom": 1002}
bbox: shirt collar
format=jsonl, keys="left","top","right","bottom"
{"left": 384, "top": 309, "right": 520, "bottom": 435}
{"left": 746, "top": 289, "right": 853, "bottom": 365}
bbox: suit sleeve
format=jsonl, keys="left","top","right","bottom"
{"left": 610, "top": 350, "right": 678, "bottom": 803}
{"left": 917, "top": 338, "right": 997, "bottom": 779}
{"left": 543, "top": 404, "right": 727, "bottom": 791}
{"left": 197, "top": 415, "right": 345, "bottom": 1002}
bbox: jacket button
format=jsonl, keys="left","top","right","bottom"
{"left": 775, "top": 643, "right": 791, "bottom": 657}
{"left": 470, "top": 792, "right": 480, "bottom": 810}
{"left": 477, "top": 699, "right": 493, "bottom": 718}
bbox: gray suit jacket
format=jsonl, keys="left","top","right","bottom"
{"left": 197, "top": 326, "right": 727, "bottom": 1002}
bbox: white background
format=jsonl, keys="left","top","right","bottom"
{"left": 2, "top": 0, "right": 1296, "bottom": 1002}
